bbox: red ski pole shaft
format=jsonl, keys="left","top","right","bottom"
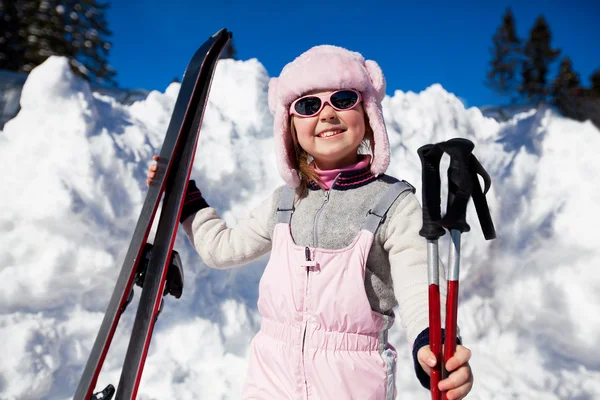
{"left": 442, "top": 229, "right": 461, "bottom": 400}
{"left": 427, "top": 240, "right": 443, "bottom": 400}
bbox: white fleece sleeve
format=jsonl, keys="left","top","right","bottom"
{"left": 180, "top": 192, "right": 275, "bottom": 269}
{"left": 384, "top": 192, "right": 451, "bottom": 347}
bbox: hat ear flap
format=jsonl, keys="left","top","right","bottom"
{"left": 365, "top": 60, "right": 386, "bottom": 102}
{"left": 268, "top": 78, "right": 279, "bottom": 115}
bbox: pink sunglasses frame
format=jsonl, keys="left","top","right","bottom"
{"left": 289, "top": 89, "right": 363, "bottom": 118}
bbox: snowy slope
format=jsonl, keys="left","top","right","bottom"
{"left": 1, "top": 55, "right": 599, "bottom": 400}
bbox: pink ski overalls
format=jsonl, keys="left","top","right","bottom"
{"left": 241, "top": 181, "right": 413, "bottom": 400}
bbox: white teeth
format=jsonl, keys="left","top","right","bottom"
{"left": 318, "top": 130, "right": 343, "bottom": 138}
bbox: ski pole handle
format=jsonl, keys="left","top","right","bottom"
{"left": 417, "top": 144, "right": 446, "bottom": 240}
{"left": 438, "top": 138, "right": 475, "bottom": 233}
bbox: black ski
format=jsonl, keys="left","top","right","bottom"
{"left": 74, "top": 28, "right": 232, "bottom": 400}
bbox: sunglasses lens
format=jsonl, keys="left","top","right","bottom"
{"left": 331, "top": 90, "right": 359, "bottom": 109}
{"left": 294, "top": 97, "right": 322, "bottom": 116}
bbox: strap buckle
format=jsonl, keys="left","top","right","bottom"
{"left": 277, "top": 207, "right": 294, "bottom": 213}
{"left": 367, "top": 209, "right": 386, "bottom": 224}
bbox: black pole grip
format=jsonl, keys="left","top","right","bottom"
{"left": 417, "top": 144, "right": 446, "bottom": 240}
{"left": 438, "top": 138, "right": 474, "bottom": 233}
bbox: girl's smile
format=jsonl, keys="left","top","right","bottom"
{"left": 316, "top": 127, "right": 346, "bottom": 138}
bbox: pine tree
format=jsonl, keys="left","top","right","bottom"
{"left": 486, "top": 7, "right": 522, "bottom": 103}
{"left": 0, "top": 0, "right": 27, "bottom": 71}
{"left": 551, "top": 56, "right": 581, "bottom": 119}
{"left": 0, "top": 0, "right": 116, "bottom": 86}
{"left": 23, "top": 0, "right": 71, "bottom": 72}
{"left": 584, "top": 69, "right": 600, "bottom": 129}
{"left": 519, "top": 15, "right": 561, "bottom": 103}
{"left": 590, "top": 69, "right": 600, "bottom": 97}
{"left": 1, "top": 0, "right": 71, "bottom": 73}
{"left": 551, "top": 56, "right": 580, "bottom": 97}
{"left": 61, "top": 0, "right": 116, "bottom": 86}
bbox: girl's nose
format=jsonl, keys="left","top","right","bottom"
{"left": 319, "top": 103, "right": 336, "bottom": 121}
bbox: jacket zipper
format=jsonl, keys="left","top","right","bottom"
{"left": 303, "top": 177, "right": 338, "bottom": 394}
{"left": 301, "top": 246, "right": 311, "bottom": 395}
{"left": 313, "top": 174, "right": 339, "bottom": 247}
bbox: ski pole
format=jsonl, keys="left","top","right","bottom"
{"left": 437, "top": 138, "right": 496, "bottom": 400}
{"left": 417, "top": 143, "right": 446, "bottom": 400}
{"left": 437, "top": 138, "right": 474, "bottom": 392}
{"left": 418, "top": 138, "right": 497, "bottom": 400}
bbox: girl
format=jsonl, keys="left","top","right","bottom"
{"left": 147, "top": 45, "right": 473, "bottom": 400}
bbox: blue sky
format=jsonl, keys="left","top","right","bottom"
{"left": 105, "top": 1, "right": 599, "bottom": 108}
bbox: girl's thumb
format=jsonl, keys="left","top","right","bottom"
{"left": 426, "top": 354, "right": 437, "bottom": 367}
{"left": 419, "top": 348, "right": 437, "bottom": 368}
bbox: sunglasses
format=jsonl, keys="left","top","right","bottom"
{"left": 290, "top": 89, "right": 362, "bottom": 117}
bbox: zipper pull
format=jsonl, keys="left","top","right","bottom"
{"left": 303, "top": 246, "right": 318, "bottom": 269}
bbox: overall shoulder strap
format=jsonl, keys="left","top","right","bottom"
{"left": 363, "top": 180, "right": 415, "bottom": 234}
{"left": 276, "top": 185, "right": 296, "bottom": 224}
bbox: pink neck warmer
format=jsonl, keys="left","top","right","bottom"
{"left": 311, "top": 155, "right": 372, "bottom": 190}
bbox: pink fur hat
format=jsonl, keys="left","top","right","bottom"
{"left": 268, "top": 45, "right": 390, "bottom": 187}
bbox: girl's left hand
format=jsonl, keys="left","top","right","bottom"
{"left": 417, "top": 344, "right": 474, "bottom": 400}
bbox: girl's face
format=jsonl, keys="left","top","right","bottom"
{"left": 292, "top": 90, "right": 366, "bottom": 170}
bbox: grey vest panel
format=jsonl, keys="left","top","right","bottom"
{"left": 277, "top": 180, "right": 414, "bottom": 236}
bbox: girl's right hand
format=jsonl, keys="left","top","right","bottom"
{"left": 146, "top": 155, "right": 160, "bottom": 187}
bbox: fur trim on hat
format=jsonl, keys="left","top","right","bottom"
{"left": 268, "top": 45, "right": 390, "bottom": 187}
